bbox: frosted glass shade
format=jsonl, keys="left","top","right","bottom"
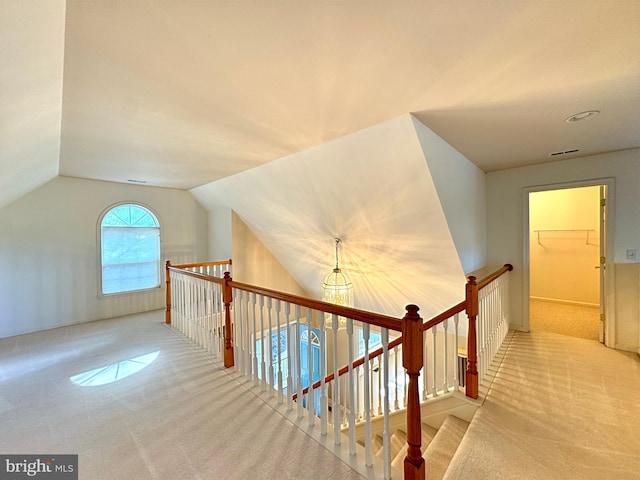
{"left": 322, "top": 268, "right": 353, "bottom": 307}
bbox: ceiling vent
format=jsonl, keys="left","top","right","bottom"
{"left": 549, "top": 149, "right": 579, "bottom": 157}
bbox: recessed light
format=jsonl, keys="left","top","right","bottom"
{"left": 565, "top": 110, "right": 599, "bottom": 123}
{"left": 127, "top": 179, "right": 147, "bottom": 184}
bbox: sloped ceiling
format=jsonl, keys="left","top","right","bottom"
{"left": 192, "top": 115, "right": 471, "bottom": 318}
{"left": 0, "top": 0, "right": 65, "bottom": 207}
{"left": 1, "top": 1, "right": 639, "bottom": 209}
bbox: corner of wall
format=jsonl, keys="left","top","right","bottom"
{"left": 409, "top": 116, "right": 487, "bottom": 273}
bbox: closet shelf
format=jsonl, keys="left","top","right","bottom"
{"left": 534, "top": 229, "right": 596, "bottom": 245}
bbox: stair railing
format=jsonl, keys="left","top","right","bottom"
{"left": 297, "top": 263, "right": 513, "bottom": 414}
{"left": 165, "top": 260, "right": 233, "bottom": 364}
{"left": 165, "top": 260, "right": 425, "bottom": 480}
{"left": 165, "top": 260, "right": 512, "bottom": 479}
{"left": 465, "top": 264, "right": 513, "bottom": 398}
{"left": 295, "top": 301, "right": 466, "bottom": 418}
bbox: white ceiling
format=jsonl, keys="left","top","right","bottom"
{"left": 1, "top": 1, "right": 639, "bottom": 207}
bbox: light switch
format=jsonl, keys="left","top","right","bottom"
{"left": 626, "top": 249, "right": 638, "bottom": 261}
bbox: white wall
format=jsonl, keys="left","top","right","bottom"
{"left": 529, "top": 186, "right": 600, "bottom": 305}
{"left": 192, "top": 114, "right": 468, "bottom": 320}
{"left": 0, "top": 0, "right": 66, "bottom": 208}
{"left": 486, "top": 148, "right": 640, "bottom": 351}
{"left": 207, "top": 205, "right": 232, "bottom": 260}
{"left": 231, "top": 212, "right": 308, "bottom": 297}
{"left": 0, "top": 176, "right": 208, "bottom": 338}
{"left": 411, "top": 116, "right": 486, "bottom": 274}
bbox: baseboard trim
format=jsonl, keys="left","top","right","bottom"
{"left": 614, "top": 343, "right": 639, "bottom": 353}
{"left": 530, "top": 296, "right": 599, "bottom": 308}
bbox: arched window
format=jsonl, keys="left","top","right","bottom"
{"left": 100, "top": 204, "right": 161, "bottom": 295}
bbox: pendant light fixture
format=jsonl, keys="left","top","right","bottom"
{"left": 322, "top": 238, "right": 353, "bottom": 307}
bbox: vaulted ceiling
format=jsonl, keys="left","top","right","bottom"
{"left": 2, "top": 0, "right": 639, "bottom": 208}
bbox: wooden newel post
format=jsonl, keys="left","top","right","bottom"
{"left": 223, "top": 271, "right": 234, "bottom": 368}
{"left": 165, "top": 260, "right": 172, "bottom": 325}
{"left": 402, "top": 304, "right": 425, "bottom": 480}
{"left": 465, "top": 275, "right": 479, "bottom": 399}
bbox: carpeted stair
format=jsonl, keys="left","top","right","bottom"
{"left": 423, "top": 415, "right": 470, "bottom": 479}
{"left": 367, "top": 414, "right": 469, "bottom": 479}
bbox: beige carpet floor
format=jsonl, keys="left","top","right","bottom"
{"left": 3, "top": 311, "right": 638, "bottom": 479}
{"left": 445, "top": 331, "right": 640, "bottom": 479}
{"left": 530, "top": 298, "right": 600, "bottom": 341}
{"left": 0, "top": 311, "right": 365, "bottom": 480}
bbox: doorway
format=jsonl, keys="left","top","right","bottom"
{"left": 528, "top": 185, "right": 605, "bottom": 341}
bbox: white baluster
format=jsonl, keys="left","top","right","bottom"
{"left": 295, "top": 305, "right": 303, "bottom": 419}
{"left": 197, "top": 279, "right": 203, "bottom": 348}
{"left": 259, "top": 295, "right": 266, "bottom": 391}
{"left": 275, "top": 299, "right": 283, "bottom": 404}
{"left": 184, "top": 277, "right": 190, "bottom": 339}
{"left": 245, "top": 291, "right": 252, "bottom": 381}
{"left": 215, "top": 284, "right": 224, "bottom": 357}
{"left": 422, "top": 329, "right": 429, "bottom": 400}
{"left": 355, "top": 363, "right": 362, "bottom": 420}
{"left": 306, "top": 307, "right": 314, "bottom": 427}
{"left": 285, "top": 302, "right": 293, "bottom": 411}
{"left": 346, "top": 318, "right": 356, "bottom": 456}
{"left": 454, "top": 312, "right": 460, "bottom": 388}
{"left": 432, "top": 324, "right": 438, "bottom": 396}
{"left": 378, "top": 356, "right": 383, "bottom": 415}
{"left": 193, "top": 278, "right": 199, "bottom": 344}
{"left": 319, "top": 310, "right": 327, "bottom": 436}
{"left": 267, "top": 297, "right": 274, "bottom": 397}
{"left": 235, "top": 289, "right": 242, "bottom": 374}
{"left": 382, "top": 328, "right": 391, "bottom": 480}
{"left": 363, "top": 323, "right": 372, "bottom": 466}
{"left": 393, "top": 345, "right": 399, "bottom": 410}
{"left": 331, "top": 313, "right": 341, "bottom": 445}
{"left": 251, "top": 293, "right": 258, "bottom": 385}
{"left": 443, "top": 318, "right": 449, "bottom": 391}
{"left": 205, "top": 281, "right": 211, "bottom": 353}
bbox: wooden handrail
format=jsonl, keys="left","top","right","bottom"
{"left": 166, "top": 266, "right": 400, "bottom": 331}
{"left": 224, "top": 279, "right": 402, "bottom": 332}
{"left": 421, "top": 300, "right": 465, "bottom": 331}
{"left": 476, "top": 263, "right": 513, "bottom": 289}
{"left": 170, "top": 259, "right": 232, "bottom": 269}
{"left": 167, "top": 265, "right": 225, "bottom": 285}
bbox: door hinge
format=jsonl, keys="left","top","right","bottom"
{"left": 600, "top": 198, "right": 606, "bottom": 207}
{"left": 600, "top": 313, "right": 605, "bottom": 322}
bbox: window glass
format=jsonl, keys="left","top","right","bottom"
{"left": 100, "top": 204, "right": 161, "bottom": 294}
{"left": 358, "top": 328, "right": 383, "bottom": 356}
